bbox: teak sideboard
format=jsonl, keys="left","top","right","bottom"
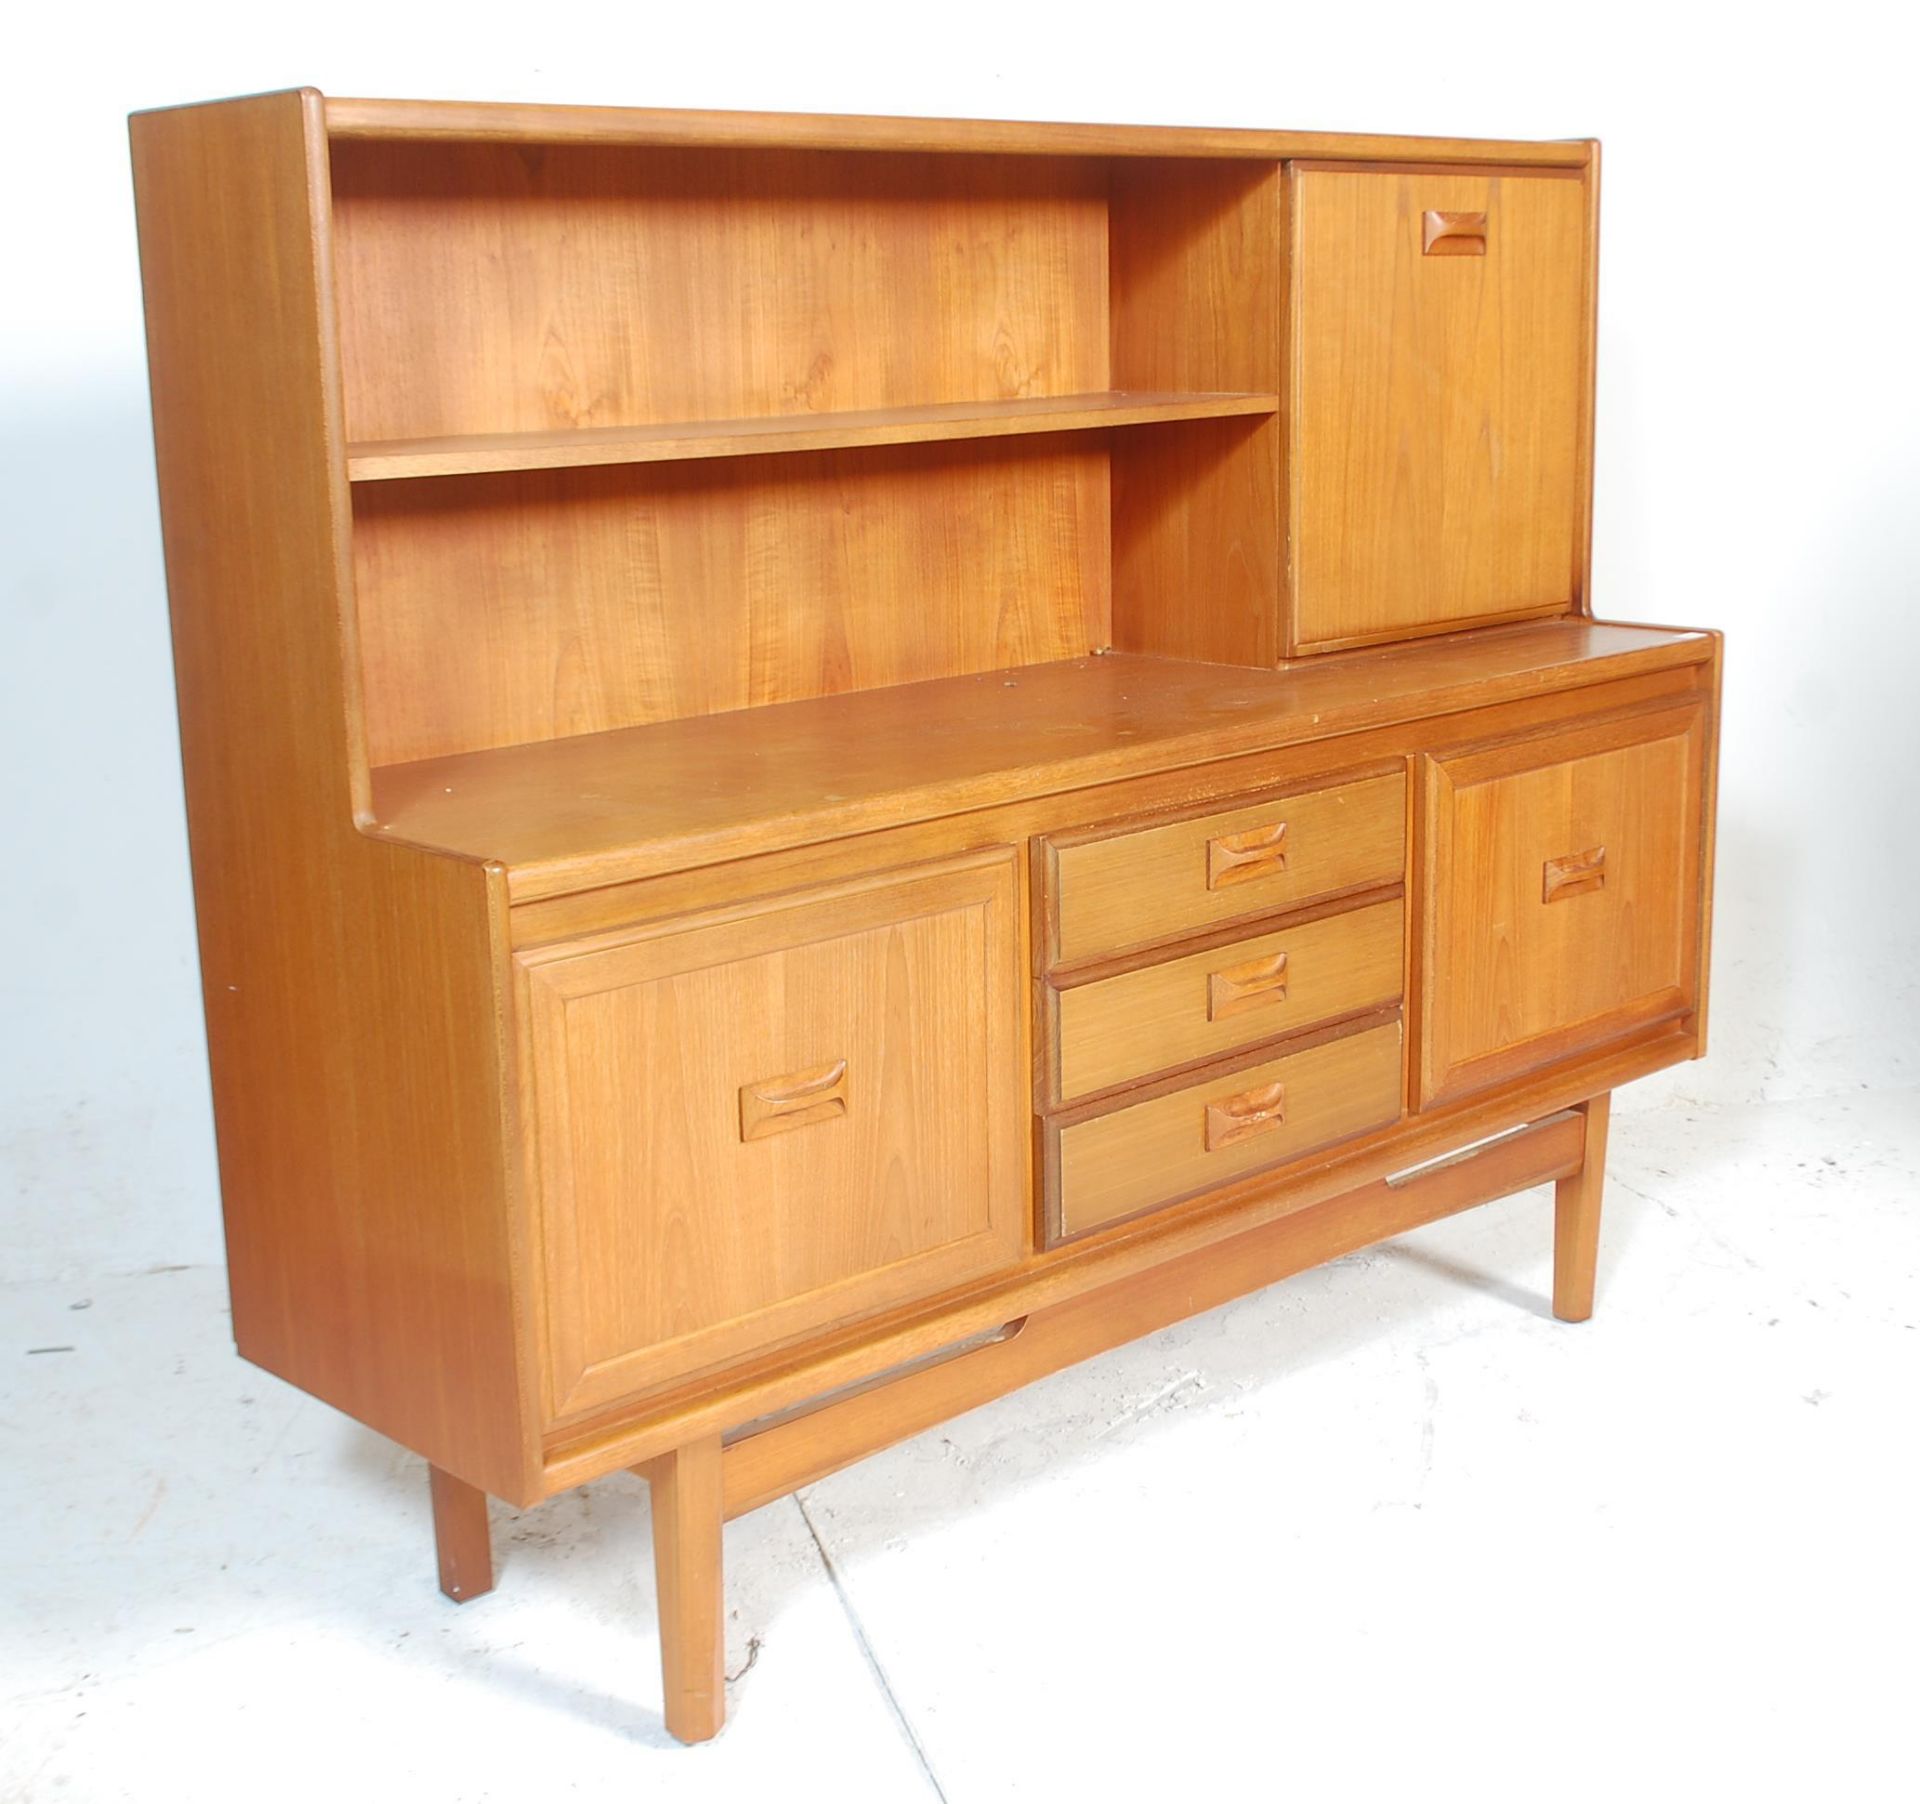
{"left": 131, "top": 90, "right": 1720, "bottom": 1742}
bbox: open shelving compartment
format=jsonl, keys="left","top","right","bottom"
{"left": 327, "top": 127, "right": 1296, "bottom": 868}
{"left": 329, "top": 120, "right": 1638, "bottom": 900}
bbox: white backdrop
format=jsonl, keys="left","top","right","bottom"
{"left": 4, "top": 1, "right": 1915, "bottom": 1283}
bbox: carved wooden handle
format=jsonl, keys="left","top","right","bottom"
{"left": 739, "top": 1058, "right": 849, "bottom": 1141}
{"left": 1205, "top": 1080, "right": 1287, "bottom": 1152}
{"left": 1543, "top": 846, "right": 1607, "bottom": 903}
{"left": 1208, "top": 950, "right": 1290, "bottom": 1022}
{"left": 1423, "top": 209, "right": 1489, "bottom": 256}
{"left": 1207, "top": 820, "right": 1288, "bottom": 890}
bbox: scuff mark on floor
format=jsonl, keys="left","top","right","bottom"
{"left": 1095, "top": 1371, "right": 1205, "bottom": 1439}
{"left": 131, "top": 1475, "right": 168, "bottom": 1538}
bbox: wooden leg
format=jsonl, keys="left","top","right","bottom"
{"left": 429, "top": 1464, "right": 494, "bottom": 1603}
{"left": 1554, "top": 1091, "right": 1612, "bottom": 1323}
{"left": 643, "top": 1435, "right": 727, "bottom": 1744}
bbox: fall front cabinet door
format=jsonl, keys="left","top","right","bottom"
{"left": 1289, "top": 163, "right": 1590, "bottom": 652}
{"left": 1420, "top": 703, "right": 1707, "bottom": 1107}
{"left": 517, "top": 851, "right": 1026, "bottom": 1419}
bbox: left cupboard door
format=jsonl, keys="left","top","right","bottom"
{"left": 517, "top": 850, "right": 1028, "bottom": 1420}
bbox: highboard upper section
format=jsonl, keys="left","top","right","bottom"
{"left": 166, "top": 93, "right": 1600, "bottom": 788}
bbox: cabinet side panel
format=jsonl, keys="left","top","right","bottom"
{"left": 1110, "top": 160, "right": 1283, "bottom": 667}
{"left": 130, "top": 90, "right": 537, "bottom": 1502}
{"left": 1574, "top": 144, "right": 1601, "bottom": 617}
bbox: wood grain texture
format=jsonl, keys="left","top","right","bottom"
{"left": 1052, "top": 897, "right": 1404, "bottom": 1104}
{"left": 429, "top": 1466, "right": 494, "bottom": 1602}
{"left": 641, "top": 1436, "right": 726, "bottom": 1744}
{"left": 1553, "top": 1092, "right": 1611, "bottom": 1322}
{"left": 329, "top": 142, "right": 1109, "bottom": 443}
{"left": 1289, "top": 165, "right": 1588, "bottom": 652}
{"left": 504, "top": 659, "right": 1707, "bottom": 949}
{"left": 1046, "top": 771, "right": 1406, "bottom": 967}
{"left": 1110, "top": 160, "right": 1283, "bottom": 666}
{"left": 352, "top": 439, "right": 1110, "bottom": 764}
{"left": 721, "top": 1105, "right": 1587, "bottom": 1519}
{"left": 367, "top": 625, "right": 1714, "bottom": 902}
{"left": 347, "top": 390, "right": 1278, "bottom": 480}
{"left": 324, "top": 96, "right": 1593, "bottom": 166}
{"left": 544, "top": 1021, "right": 1699, "bottom": 1491}
{"left": 130, "top": 91, "right": 1716, "bottom": 1745}
{"left": 516, "top": 852, "right": 1026, "bottom": 1420}
{"left": 1055, "top": 1021, "right": 1404, "bottom": 1239}
{"left": 1420, "top": 701, "right": 1706, "bottom": 1106}
{"left": 130, "top": 91, "right": 540, "bottom": 1504}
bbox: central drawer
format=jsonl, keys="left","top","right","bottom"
{"left": 1051, "top": 1021, "right": 1405, "bottom": 1239}
{"left": 1042, "top": 771, "right": 1405, "bottom": 966}
{"left": 1049, "top": 897, "right": 1404, "bottom": 1104}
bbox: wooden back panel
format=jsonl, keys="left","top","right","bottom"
{"left": 329, "top": 142, "right": 1110, "bottom": 440}
{"left": 352, "top": 437, "right": 1110, "bottom": 765}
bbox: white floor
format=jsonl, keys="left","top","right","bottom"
{"left": 4, "top": 1088, "right": 1916, "bottom": 1803}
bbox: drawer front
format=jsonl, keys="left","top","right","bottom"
{"left": 1420, "top": 702, "right": 1706, "bottom": 1106}
{"left": 1047, "top": 771, "right": 1405, "bottom": 966}
{"left": 1053, "top": 897, "right": 1404, "bottom": 1104}
{"left": 1290, "top": 163, "right": 1588, "bottom": 652}
{"left": 516, "top": 851, "right": 1026, "bottom": 1419}
{"left": 1055, "top": 1022, "right": 1404, "bottom": 1240}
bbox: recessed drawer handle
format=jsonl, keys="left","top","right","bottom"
{"left": 1423, "top": 209, "right": 1488, "bottom": 256}
{"left": 739, "top": 1058, "right": 849, "bottom": 1141}
{"left": 1542, "top": 846, "right": 1607, "bottom": 903}
{"left": 1204, "top": 1080, "right": 1287, "bottom": 1152}
{"left": 1207, "top": 950, "right": 1290, "bottom": 1022}
{"left": 1207, "top": 820, "right": 1288, "bottom": 890}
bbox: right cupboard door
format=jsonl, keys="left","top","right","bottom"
{"left": 1419, "top": 702, "right": 1707, "bottom": 1107}
{"left": 1289, "top": 163, "right": 1590, "bottom": 652}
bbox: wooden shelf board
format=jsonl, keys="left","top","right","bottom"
{"left": 366, "top": 621, "right": 1713, "bottom": 903}
{"left": 322, "top": 96, "right": 1593, "bottom": 168}
{"left": 346, "top": 391, "right": 1280, "bottom": 481}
